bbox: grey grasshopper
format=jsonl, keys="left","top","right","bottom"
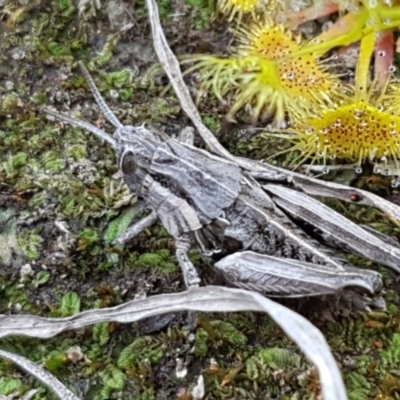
{"left": 44, "top": 62, "right": 400, "bottom": 310}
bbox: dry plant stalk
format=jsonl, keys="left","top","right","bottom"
{"left": 0, "top": 287, "right": 348, "bottom": 400}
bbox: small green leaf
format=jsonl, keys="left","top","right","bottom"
{"left": 117, "top": 337, "right": 161, "bottom": 370}
{"left": 210, "top": 320, "right": 247, "bottom": 345}
{"left": 259, "top": 348, "right": 301, "bottom": 369}
{"left": 45, "top": 353, "right": 68, "bottom": 374}
{"left": 32, "top": 270, "right": 50, "bottom": 288}
{"left": 105, "top": 69, "right": 132, "bottom": 88}
{"left": 104, "top": 208, "right": 136, "bottom": 244}
{"left": 12, "top": 152, "right": 28, "bottom": 169}
{"left": 48, "top": 41, "right": 71, "bottom": 57}
{"left": 79, "top": 228, "right": 100, "bottom": 245}
{"left": 0, "top": 378, "right": 23, "bottom": 396}
{"left": 120, "top": 88, "right": 134, "bottom": 102}
{"left": 137, "top": 252, "right": 164, "bottom": 266}
{"left": 93, "top": 322, "right": 110, "bottom": 346}
{"left": 195, "top": 328, "right": 209, "bottom": 357}
{"left": 60, "top": 292, "right": 81, "bottom": 316}
{"left": 101, "top": 366, "right": 126, "bottom": 390}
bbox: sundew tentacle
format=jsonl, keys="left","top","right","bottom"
{"left": 230, "top": 17, "right": 343, "bottom": 107}
{"left": 282, "top": 90, "right": 400, "bottom": 173}
{"left": 182, "top": 16, "right": 342, "bottom": 124}
{"left": 215, "top": 0, "right": 260, "bottom": 22}
{"left": 276, "top": 28, "right": 400, "bottom": 175}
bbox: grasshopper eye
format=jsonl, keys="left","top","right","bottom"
{"left": 121, "top": 152, "right": 136, "bottom": 175}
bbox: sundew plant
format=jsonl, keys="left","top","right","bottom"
{"left": 183, "top": 0, "right": 400, "bottom": 178}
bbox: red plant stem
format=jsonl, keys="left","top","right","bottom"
{"left": 374, "top": 30, "right": 394, "bottom": 88}
{"left": 282, "top": 1, "right": 339, "bottom": 29}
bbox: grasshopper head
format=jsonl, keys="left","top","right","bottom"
{"left": 114, "top": 125, "right": 160, "bottom": 193}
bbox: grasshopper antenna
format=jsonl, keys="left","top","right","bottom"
{"left": 43, "top": 108, "right": 117, "bottom": 149}
{"left": 78, "top": 61, "right": 123, "bottom": 129}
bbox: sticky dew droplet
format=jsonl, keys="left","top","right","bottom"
{"left": 354, "top": 110, "right": 363, "bottom": 119}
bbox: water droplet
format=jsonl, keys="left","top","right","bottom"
{"left": 306, "top": 127, "right": 315, "bottom": 135}
{"left": 355, "top": 167, "right": 363, "bottom": 174}
{"left": 320, "top": 128, "right": 328, "bottom": 134}
{"left": 334, "top": 118, "right": 342, "bottom": 127}
{"left": 287, "top": 72, "right": 295, "bottom": 80}
{"left": 390, "top": 65, "right": 396, "bottom": 73}
{"left": 391, "top": 130, "right": 397, "bottom": 136}
{"left": 361, "top": 120, "right": 368, "bottom": 127}
{"left": 322, "top": 167, "right": 330, "bottom": 174}
{"left": 383, "top": 169, "right": 390, "bottom": 176}
{"left": 369, "top": 0, "right": 378, "bottom": 8}
{"left": 373, "top": 166, "right": 381, "bottom": 173}
{"left": 329, "top": 154, "right": 336, "bottom": 159}
{"left": 378, "top": 50, "right": 386, "bottom": 57}
{"left": 378, "top": 105, "right": 384, "bottom": 111}
{"left": 317, "top": 151, "right": 324, "bottom": 157}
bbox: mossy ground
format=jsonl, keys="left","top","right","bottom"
{"left": 1, "top": 1, "right": 400, "bottom": 399}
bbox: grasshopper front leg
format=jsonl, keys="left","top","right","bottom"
{"left": 142, "top": 175, "right": 204, "bottom": 288}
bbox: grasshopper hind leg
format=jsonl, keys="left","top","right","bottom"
{"left": 215, "top": 251, "right": 385, "bottom": 311}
